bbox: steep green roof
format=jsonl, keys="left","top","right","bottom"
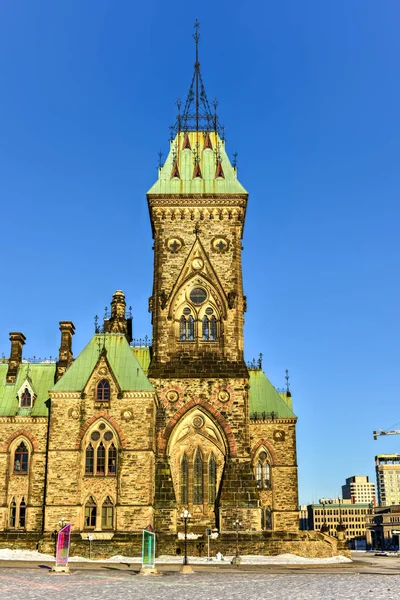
{"left": 147, "top": 131, "right": 248, "bottom": 196}
{"left": 0, "top": 362, "right": 54, "bottom": 417}
{"left": 249, "top": 370, "right": 296, "bottom": 419}
{"left": 52, "top": 334, "right": 154, "bottom": 392}
{"left": 132, "top": 346, "right": 151, "bottom": 374}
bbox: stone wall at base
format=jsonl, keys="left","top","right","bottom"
{"left": 0, "top": 530, "right": 349, "bottom": 560}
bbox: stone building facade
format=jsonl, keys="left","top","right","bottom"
{"left": 0, "top": 32, "right": 346, "bottom": 558}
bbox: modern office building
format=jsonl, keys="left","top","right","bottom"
{"left": 307, "top": 500, "right": 373, "bottom": 547}
{"left": 342, "top": 475, "right": 376, "bottom": 505}
{"left": 375, "top": 455, "right": 400, "bottom": 506}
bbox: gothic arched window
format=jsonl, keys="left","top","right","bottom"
{"left": 19, "top": 498, "right": 26, "bottom": 528}
{"left": 265, "top": 506, "right": 273, "bottom": 530}
{"left": 101, "top": 497, "right": 114, "bottom": 529}
{"left": 181, "top": 454, "right": 188, "bottom": 504}
{"left": 84, "top": 496, "right": 97, "bottom": 528}
{"left": 97, "top": 379, "right": 110, "bottom": 402}
{"left": 96, "top": 443, "right": 105, "bottom": 474}
{"left": 85, "top": 444, "right": 94, "bottom": 475}
{"left": 210, "top": 316, "right": 217, "bottom": 340}
{"left": 193, "top": 449, "right": 204, "bottom": 504}
{"left": 209, "top": 454, "right": 216, "bottom": 504}
{"left": 179, "top": 316, "right": 186, "bottom": 341}
{"left": 202, "top": 316, "right": 209, "bottom": 340}
{"left": 21, "top": 388, "right": 32, "bottom": 407}
{"left": 188, "top": 316, "right": 195, "bottom": 340}
{"left": 14, "top": 442, "right": 28, "bottom": 473}
{"left": 108, "top": 444, "right": 117, "bottom": 475}
{"left": 255, "top": 451, "right": 271, "bottom": 490}
{"left": 9, "top": 499, "right": 16, "bottom": 528}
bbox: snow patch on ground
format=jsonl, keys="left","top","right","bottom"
{"left": 0, "top": 548, "right": 351, "bottom": 564}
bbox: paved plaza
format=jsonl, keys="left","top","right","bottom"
{"left": 0, "top": 555, "right": 400, "bottom": 600}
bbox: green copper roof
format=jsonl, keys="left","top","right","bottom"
{"left": 249, "top": 370, "right": 296, "bottom": 419}
{"left": 52, "top": 334, "right": 154, "bottom": 392}
{"left": 132, "top": 346, "right": 151, "bottom": 374}
{"left": 0, "top": 362, "right": 54, "bottom": 417}
{"left": 147, "top": 131, "right": 248, "bottom": 196}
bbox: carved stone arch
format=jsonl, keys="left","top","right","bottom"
{"left": 162, "top": 398, "right": 237, "bottom": 458}
{"left": 169, "top": 274, "right": 227, "bottom": 321}
{"left": 3, "top": 430, "right": 38, "bottom": 453}
{"left": 251, "top": 439, "right": 276, "bottom": 466}
{"left": 75, "top": 412, "right": 126, "bottom": 449}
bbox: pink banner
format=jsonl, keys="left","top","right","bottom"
{"left": 56, "top": 523, "right": 71, "bottom": 567}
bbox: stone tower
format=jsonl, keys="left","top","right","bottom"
{"left": 147, "top": 23, "right": 260, "bottom": 532}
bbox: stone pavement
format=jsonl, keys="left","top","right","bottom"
{"left": 0, "top": 554, "right": 399, "bottom": 599}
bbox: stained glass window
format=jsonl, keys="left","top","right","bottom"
{"left": 193, "top": 449, "right": 204, "bottom": 504}
{"left": 264, "top": 462, "right": 271, "bottom": 489}
{"left": 181, "top": 454, "right": 188, "bottom": 504}
{"left": 14, "top": 442, "right": 28, "bottom": 473}
{"left": 256, "top": 461, "right": 262, "bottom": 487}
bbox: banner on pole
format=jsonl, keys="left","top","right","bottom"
{"left": 56, "top": 523, "right": 71, "bottom": 567}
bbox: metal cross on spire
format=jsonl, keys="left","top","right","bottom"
{"left": 171, "top": 20, "right": 223, "bottom": 136}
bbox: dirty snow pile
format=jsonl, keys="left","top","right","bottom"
{"left": 0, "top": 548, "right": 351, "bottom": 564}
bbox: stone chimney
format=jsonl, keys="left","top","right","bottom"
{"left": 6, "top": 332, "right": 26, "bottom": 384}
{"left": 56, "top": 321, "right": 75, "bottom": 382}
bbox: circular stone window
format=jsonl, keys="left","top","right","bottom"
{"left": 91, "top": 431, "right": 101, "bottom": 441}
{"left": 183, "top": 307, "right": 191, "bottom": 315}
{"left": 205, "top": 307, "right": 213, "bottom": 315}
{"left": 98, "top": 423, "right": 106, "bottom": 431}
{"left": 104, "top": 431, "right": 113, "bottom": 441}
{"left": 190, "top": 288, "right": 207, "bottom": 305}
{"left": 166, "top": 390, "right": 180, "bottom": 403}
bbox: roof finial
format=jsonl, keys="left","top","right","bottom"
{"left": 193, "top": 19, "right": 200, "bottom": 132}
{"left": 285, "top": 369, "right": 290, "bottom": 393}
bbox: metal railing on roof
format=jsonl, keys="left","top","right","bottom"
{"left": 250, "top": 411, "right": 277, "bottom": 421}
{"left": 131, "top": 336, "right": 152, "bottom": 348}
{"left": 22, "top": 357, "right": 57, "bottom": 364}
{"left": 246, "top": 353, "right": 263, "bottom": 370}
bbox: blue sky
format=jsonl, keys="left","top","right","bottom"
{"left": 0, "top": 1, "right": 399, "bottom": 505}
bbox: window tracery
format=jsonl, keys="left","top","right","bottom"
{"left": 255, "top": 450, "right": 272, "bottom": 490}
{"left": 209, "top": 454, "right": 216, "bottom": 504}
{"left": 84, "top": 496, "right": 97, "bottom": 528}
{"left": 193, "top": 449, "right": 204, "bottom": 504}
{"left": 83, "top": 424, "right": 118, "bottom": 477}
{"left": 181, "top": 453, "right": 188, "bottom": 504}
{"left": 21, "top": 388, "right": 32, "bottom": 408}
{"left": 9, "top": 497, "right": 27, "bottom": 529}
{"left": 101, "top": 497, "right": 114, "bottom": 529}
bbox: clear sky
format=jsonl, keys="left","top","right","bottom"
{"left": 1, "top": 1, "right": 399, "bottom": 505}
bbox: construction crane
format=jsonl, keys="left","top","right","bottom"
{"left": 373, "top": 429, "right": 400, "bottom": 441}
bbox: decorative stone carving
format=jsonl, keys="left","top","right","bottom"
{"left": 121, "top": 410, "right": 133, "bottom": 422}
{"left": 68, "top": 408, "right": 79, "bottom": 420}
{"left": 159, "top": 290, "right": 168, "bottom": 310}
{"left": 273, "top": 430, "right": 285, "bottom": 442}
{"left": 192, "top": 415, "right": 204, "bottom": 429}
{"left": 227, "top": 291, "right": 237, "bottom": 309}
{"left": 218, "top": 390, "right": 230, "bottom": 403}
{"left": 166, "top": 390, "right": 179, "bottom": 403}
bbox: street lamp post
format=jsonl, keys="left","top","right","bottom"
{"left": 180, "top": 509, "right": 192, "bottom": 566}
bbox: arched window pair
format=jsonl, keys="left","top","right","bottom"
{"left": 255, "top": 451, "right": 271, "bottom": 490}
{"left": 14, "top": 442, "right": 29, "bottom": 474}
{"left": 9, "top": 497, "right": 26, "bottom": 529}
{"left": 97, "top": 379, "right": 110, "bottom": 402}
{"left": 85, "top": 443, "right": 117, "bottom": 476}
{"left": 84, "top": 496, "right": 114, "bottom": 530}
{"left": 179, "top": 312, "right": 218, "bottom": 341}
{"left": 180, "top": 451, "right": 217, "bottom": 505}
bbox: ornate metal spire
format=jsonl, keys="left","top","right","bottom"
{"left": 171, "top": 20, "right": 222, "bottom": 136}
